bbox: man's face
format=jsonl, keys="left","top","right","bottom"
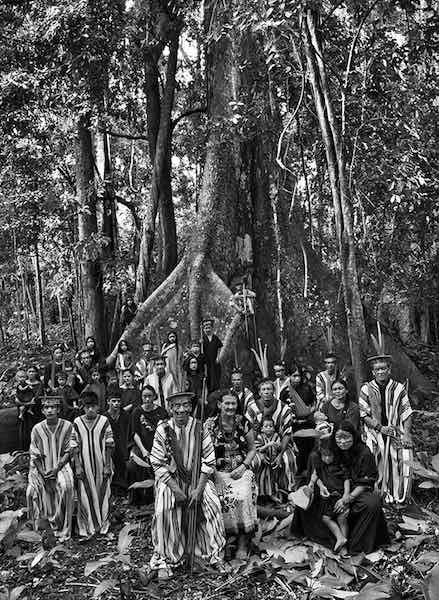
{"left": 84, "top": 403, "right": 99, "bottom": 420}
{"left": 171, "top": 398, "right": 191, "bottom": 426}
{"left": 81, "top": 352, "right": 92, "bottom": 367}
{"left": 259, "top": 382, "right": 274, "bottom": 405}
{"left": 57, "top": 376, "right": 67, "bottom": 388}
{"left": 274, "top": 366, "right": 286, "bottom": 379}
{"left": 203, "top": 322, "right": 213, "bottom": 336}
{"left": 155, "top": 360, "right": 165, "bottom": 376}
{"left": 191, "top": 344, "right": 201, "bottom": 356}
{"left": 108, "top": 397, "right": 121, "bottom": 412}
{"left": 54, "top": 348, "right": 63, "bottom": 362}
{"left": 372, "top": 361, "right": 391, "bottom": 385}
{"left": 16, "top": 371, "right": 26, "bottom": 385}
{"left": 86, "top": 339, "right": 95, "bottom": 350}
{"left": 143, "top": 344, "right": 153, "bottom": 358}
{"left": 123, "top": 371, "right": 134, "bottom": 387}
{"left": 324, "top": 358, "right": 337, "bottom": 375}
{"left": 231, "top": 373, "right": 243, "bottom": 391}
{"left": 108, "top": 373, "right": 118, "bottom": 386}
{"left": 290, "top": 371, "right": 301, "bottom": 387}
{"left": 27, "top": 368, "right": 38, "bottom": 381}
{"left": 43, "top": 404, "right": 58, "bottom": 422}
{"left": 142, "top": 389, "right": 156, "bottom": 411}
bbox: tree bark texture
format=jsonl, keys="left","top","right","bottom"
{"left": 76, "top": 114, "right": 107, "bottom": 350}
{"left": 33, "top": 244, "right": 46, "bottom": 346}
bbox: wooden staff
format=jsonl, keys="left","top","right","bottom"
{"left": 380, "top": 388, "right": 403, "bottom": 497}
{"left": 187, "top": 374, "right": 207, "bottom": 573}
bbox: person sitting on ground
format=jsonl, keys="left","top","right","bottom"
{"left": 115, "top": 340, "right": 134, "bottom": 387}
{"left": 54, "top": 371, "right": 80, "bottom": 422}
{"left": 322, "top": 378, "right": 360, "bottom": 431}
{"left": 202, "top": 318, "right": 223, "bottom": 392}
{"left": 144, "top": 355, "right": 177, "bottom": 411}
{"left": 307, "top": 441, "right": 350, "bottom": 554}
{"left": 104, "top": 389, "right": 130, "bottom": 493}
{"left": 205, "top": 391, "right": 258, "bottom": 560}
{"left": 247, "top": 378, "right": 296, "bottom": 501}
{"left": 230, "top": 369, "right": 255, "bottom": 415}
{"left": 126, "top": 385, "right": 168, "bottom": 505}
{"left": 292, "top": 420, "right": 390, "bottom": 554}
{"left": 120, "top": 370, "right": 142, "bottom": 413}
{"left": 316, "top": 352, "right": 339, "bottom": 410}
{"left": 134, "top": 341, "right": 155, "bottom": 388}
{"left": 273, "top": 361, "right": 289, "bottom": 399}
{"left": 27, "top": 395, "right": 74, "bottom": 543}
{"left": 73, "top": 350, "right": 94, "bottom": 394}
{"left": 149, "top": 391, "right": 226, "bottom": 580}
{"left": 71, "top": 391, "right": 114, "bottom": 540}
{"left": 43, "top": 345, "right": 67, "bottom": 391}
{"left": 14, "top": 368, "right": 38, "bottom": 451}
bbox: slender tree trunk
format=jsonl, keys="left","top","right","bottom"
{"left": 76, "top": 114, "right": 107, "bottom": 350}
{"left": 96, "top": 130, "right": 118, "bottom": 258}
{"left": 33, "top": 244, "right": 46, "bottom": 346}
{"left": 135, "top": 31, "right": 180, "bottom": 302}
{"left": 303, "top": 9, "right": 368, "bottom": 388}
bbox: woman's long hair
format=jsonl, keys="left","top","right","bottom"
{"left": 331, "top": 377, "right": 351, "bottom": 412}
{"left": 332, "top": 420, "right": 363, "bottom": 464}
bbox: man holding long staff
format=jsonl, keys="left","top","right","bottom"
{"left": 149, "top": 391, "right": 225, "bottom": 580}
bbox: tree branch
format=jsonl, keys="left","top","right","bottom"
{"left": 171, "top": 106, "right": 207, "bottom": 131}
{"left": 99, "top": 129, "right": 149, "bottom": 142}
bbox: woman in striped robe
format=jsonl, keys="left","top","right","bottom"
{"left": 149, "top": 392, "right": 225, "bottom": 580}
{"left": 27, "top": 396, "right": 74, "bottom": 542}
{"left": 71, "top": 391, "right": 114, "bottom": 539}
{"left": 359, "top": 357, "right": 413, "bottom": 503}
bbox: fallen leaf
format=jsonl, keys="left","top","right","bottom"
{"left": 354, "top": 582, "right": 391, "bottom": 599}
{"left": 419, "top": 481, "right": 438, "bottom": 489}
{"left": 30, "top": 549, "right": 47, "bottom": 569}
{"left": 84, "top": 556, "right": 113, "bottom": 576}
{"left": 93, "top": 578, "right": 117, "bottom": 598}
{"left": 264, "top": 543, "right": 309, "bottom": 564}
{"left": 404, "top": 534, "right": 430, "bottom": 549}
{"left": 16, "top": 530, "right": 42, "bottom": 544}
{"left": 365, "top": 550, "right": 385, "bottom": 563}
{"left": 399, "top": 515, "right": 429, "bottom": 533}
{"left": 128, "top": 480, "right": 154, "bottom": 489}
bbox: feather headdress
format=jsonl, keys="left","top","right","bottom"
{"left": 251, "top": 337, "right": 269, "bottom": 378}
{"left": 368, "top": 321, "right": 392, "bottom": 363}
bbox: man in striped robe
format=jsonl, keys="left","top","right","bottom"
{"left": 359, "top": 357, "right": 413, "bottom": 503}
{"left": 315, "top": 353, "right": 339, "bottom": 409}
{"left": 27, "top": 395, "right": 74, "bottom": 542}
{"left": 230, "top": 369, "right": 254, "bottom": 415}
{"left": 149, "top": 392, "right": 225, "bottom": 580}
{"left": 246, "top": 379, "right": 296, "bottom": 500}
{"left": 71, "top": 391, "right": 114, "bottom": 539}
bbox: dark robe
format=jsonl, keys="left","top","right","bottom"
{"left": 292, "top": 444, "right": 390, "bottom": 554}
{"left": 126, "top": 405, "right": 168, "bottom": 503}
{"left": 322, "top": 400, "right": 360, "bottom": 431}
{"left": 55, "top": 384, "right": 80, "bottom": 422}
{"left": 105, "top": 409, "right": 130, "bottom": 490}
{"left": 120, "top": 387, "right": 142, "bottom": 412}
{"left": 15, "top": 384, "right": 40, "bottom": 450}
{"left": 120, "top": 303, "right": 137, "bottom": 329}
{"left": 280, "top": 382, "right": 316, "bottom": 474}
{"left": 202, "top": 334, "right": 223, "bottom": 391}
{"left": 73, "top": 366, "right": 93, "bottom": 394}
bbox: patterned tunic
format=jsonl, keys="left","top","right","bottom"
{"left": 359, "top": 378, "right": 413, "bottom": 503}
{"left": 245, "top": 398, "right": 296, "bottom": 496}
{"left": 27, "top": 419, "right": 74, "bottom": 542}
{"left": 316, "top": 370, "right": 336, "bottom": 409}
{"left": 71, "top": 415, "right": 114, "bottom": 537}
{"left": 149, "top": 416, "right": 225, "bottom": 571}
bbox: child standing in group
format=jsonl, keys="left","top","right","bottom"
{"left": 255, "top": 417, "right": 282, "bottom": 501}
{"left": 308, "top": 443, "right": 350, "bottom": 553}
{"left": 14, "top": 369, "right": 37, "bottom": 450}
{"left": 54, "top": 371, "right": 80, "bottom": 422}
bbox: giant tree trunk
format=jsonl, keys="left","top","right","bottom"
{"left": 33, "top": 244, "right": 46, "bottom": 346}
{"left": 76, "top": 114, "right": 106, "bottom": 349}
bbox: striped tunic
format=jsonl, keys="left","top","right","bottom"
{"left": 274, "top": 378, "right": 289, "bottom": 400}
{"left": 149, "top": 416, "right": 225, "bottom": 572}
{"left": 71, "top": 415, "right": 114, "bottom": 537}
{"left": 27, "top": 419, "right": 74, "bottom": 542}
{"left": 246, "top": 399, "right": 296, "bottom": 496}
{"left": 315, "top": 370, "right": 336, "bottom": 409}
{"left": 359, "top": 378, "right": 413, "bottom": 503}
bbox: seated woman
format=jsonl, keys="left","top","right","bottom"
{"left": 126, "top": 385, "right": 168, "bottom": 504}
{"left": 292, "top": 420, "right": 390, "bottom": 554}
{"left": 205, "top": 391, "right": 258, "bottom": 559}
{"left": 321, "top": 378, "right": 360, "bottom": 430}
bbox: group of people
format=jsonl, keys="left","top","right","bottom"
{"left": 14, "top": 317, "right": 414, "bottom": 580}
